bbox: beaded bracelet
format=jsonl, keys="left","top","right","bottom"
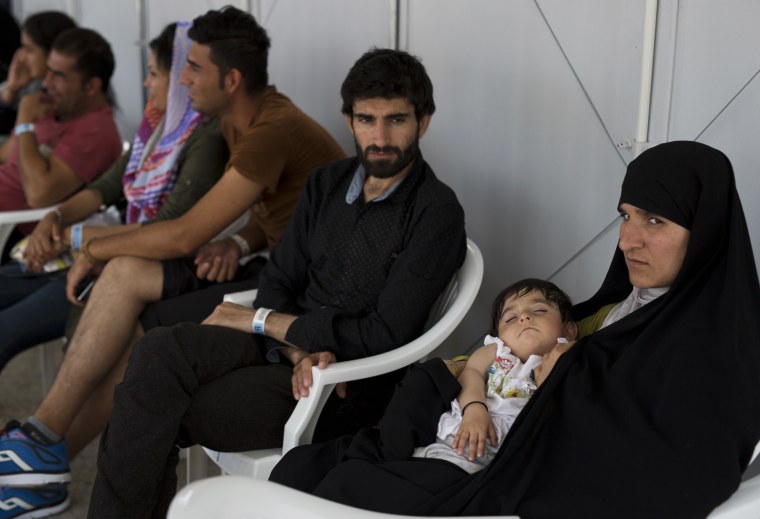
{"left": 461, "top": 400, "right": 488, "bottom": 415}
{"left": 251, "top": 307, "right": 273, "bottom": 335}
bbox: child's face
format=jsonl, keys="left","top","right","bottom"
{"left": 497, "top": 289, "right": 576, "bottom": 361}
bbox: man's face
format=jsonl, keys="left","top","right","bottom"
{"left": 347, "top": 97, "right": 430, "bottom": 179}
{"left": 180, "top": 42, "right": 229, "bottom": 115}
{"left": 42, "top": 50, "right": 88, "bottom": 118}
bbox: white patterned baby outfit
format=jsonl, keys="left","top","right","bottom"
{"left": 413, "top": 335, "right": 543, "bottom": 473}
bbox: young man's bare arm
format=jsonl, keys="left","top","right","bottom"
{"left": 85, "top": 167, "right": 264, "bottom": 261}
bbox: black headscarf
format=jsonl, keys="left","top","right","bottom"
{"left": 424, "top": 141, "right": 760, "bottom": 517}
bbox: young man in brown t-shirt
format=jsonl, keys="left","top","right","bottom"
{"left": 4, "top": 6, "right": 344, "bottom": 477}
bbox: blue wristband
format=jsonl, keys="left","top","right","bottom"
{"left": 70, "top": 224, "right": 84, "bottom": 251}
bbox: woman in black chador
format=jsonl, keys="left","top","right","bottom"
{"left": 271, "top": 141, "right": 760, "bottom": 518}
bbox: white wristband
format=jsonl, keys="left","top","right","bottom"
{"left": 251, "top": 307, "right": 273, "bottom": 335}
{"left": 229, "top": 234, "right": 250, "bottom": 257}
{"left": 14, "top": 122, "right": 35, "bottom": 136}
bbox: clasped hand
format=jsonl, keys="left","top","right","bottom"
{"left": 23, "top": 213, "right": 64, "bottom": 272}
{"left": 194, "top": 238, "right": 241, "bottom": 282}
{"left": 288, "top": 350, "right": 346, "bottom": 401}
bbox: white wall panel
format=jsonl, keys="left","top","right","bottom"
{"left": 663, "top": 1, "right": 760, "bottom": 141}
{"left": 537, "top": 0, "right": 646, "bottom": 149}
{"left": 77, "top": 0, "right": 140, "bottom": 141}
{"left": 13, "top": 0, "right": 69, "bottom": 20}
{"left": 261, "top": 0, "right": 391, "bottom": 152}
{"left": 404, "top": 0, "right": 642, "bottom": 354}
{"left": 148, "top": 0, "right": 232, "bottom": 37}
{"left": 650, "top": 0, "right": 760, "bottom": 276}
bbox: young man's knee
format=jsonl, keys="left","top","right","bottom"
{"left": 93, "top": 257, "right": 165, "bottom": 304}
{"left": 101, "top": 256, "right": 163, "bottom": 288}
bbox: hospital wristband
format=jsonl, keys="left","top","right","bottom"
{"left": 462, "top": 401, "right": 488, "bottom": 415}
{"left": 70, "top": 224, "right": 84, "bottom": 251}
{"left": 14, "top": 123, "right": 35, "bottom": 136}
{"left": 229, "top": 234, "right": 250, "bottom": 256}
{"left": 251, "top": 307, "right": 273, "bottom": 335}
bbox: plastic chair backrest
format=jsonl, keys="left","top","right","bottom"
{"left": 282, "top": 238, "right": 483, "bottom": 451}
{"left": 0, "top": 207, "right": 55, "bottom": 255}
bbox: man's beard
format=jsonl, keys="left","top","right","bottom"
{"left": 356, "top": 138, "right": 419, "bottom": 179}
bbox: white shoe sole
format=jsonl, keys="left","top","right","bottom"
{"left": 8, "top": 495, "right": 70, "bottom": 519}
{"left": 0, "top": 472, "right": 71, "bottom": 487}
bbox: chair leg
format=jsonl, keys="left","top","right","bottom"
{"left": 39, "top": 339, "right": 63, "bottom": 395}
{"left": 185, "top": 445, "right": 211, "bottom": 485}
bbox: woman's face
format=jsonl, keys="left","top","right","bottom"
{"left": 618, "top": 203, "right": 690, "bottom": 289}
{"left": 20, "top": 31, "right": 49, "bottom": 78}
{"left": 144, "top": 50, "right": 170, "bottom": 112}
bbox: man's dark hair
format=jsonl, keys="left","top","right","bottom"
{"left": 341, "top": 48, "right": 435, "bottom": 120}
{"left": 51, "top": 27, "right": 115, "bottom": 97}
{"left": 188, "top": 6, "right": 271, "bottom": 95}
{"left": 22, "top": 11, "right": 76, "bottom": 53}
{"left": 149, "top": 23, "right": 176, "bottom": 72}
{"left": 490, "top": 278, "right": 573, "bottom": 336}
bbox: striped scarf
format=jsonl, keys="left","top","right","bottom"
{"left": 122, "top": 21, "right": 201, "bottom": 224}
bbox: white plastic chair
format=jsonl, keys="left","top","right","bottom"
{"left": 0, "top": 206, "right": 62, "bottom": 394}
{"left": 190, "top": 239, "right": 483, "bottom": 482}
{"left": 169, "top": 475, "right": 516, "bottom": 519}
{"left": 170, "top": 442, "right": 760, "bottom": 519}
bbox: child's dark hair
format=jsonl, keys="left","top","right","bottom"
{"left": 490, "top": 278, "right": 572, "bottom": 335}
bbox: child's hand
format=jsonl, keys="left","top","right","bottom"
{"left": 452, "top": 403, "right": 497, "bottom": 461}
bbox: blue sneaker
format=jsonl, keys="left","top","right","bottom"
{"left": 0, "top": 486, "right": 69, "bottom": 518}
{"left": 0, "top": 422, "right": 70, "bottom": 487}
